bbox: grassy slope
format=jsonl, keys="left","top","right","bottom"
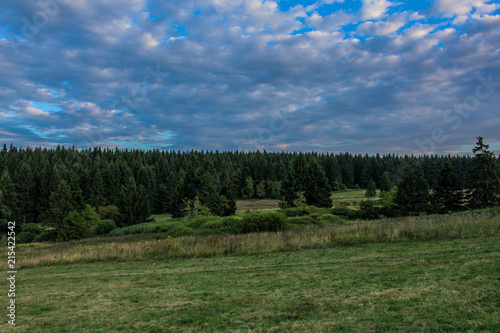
{"left": 2, "top": 237, "right": 499, "bottom": 332}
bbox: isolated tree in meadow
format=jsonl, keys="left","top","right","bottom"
{"left": 467, "top": 137, "right": 500, "bottom": 209}
{"left": 365, "top": 179, "right": 377, "bottom": 198}
{"left": 433, "top": 160, "right": 464, "bottom": 213}
{"left": 116, "top": 177, "right": 150, "bottom": 227}
{"left": 379, "top": 171, "right": 393, "bottom": 192}
{"left": 395, "top": 160, "right": 430, "bottom": 214}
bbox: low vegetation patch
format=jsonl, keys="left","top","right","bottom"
{"left": 12, "top": 209, "right": 500, "bottom": 268}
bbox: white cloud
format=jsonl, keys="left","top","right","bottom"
{"left": 361, "top": 0, "right": 394, "bottom": 20}
{"left": 433, "top": 0, "right": 500, "bottom": 18}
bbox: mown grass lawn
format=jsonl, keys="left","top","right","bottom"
{"left": 2, "top": 237, "right": 499, "bottom": 332}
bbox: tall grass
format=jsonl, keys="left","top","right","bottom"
{"left": 12, "top": 210, "right": 500, "bottom": 269}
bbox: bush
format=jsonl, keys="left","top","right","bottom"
{"left": 56, "top": 211, "right": 89, "bottom": 242}
{"left": 318, "top": 214, "right": 342, "bottom": 224}
{"left": 108, "top": 228, "right": 125, "bottom": 237}
{"left": 288, "top": 216, "right": 315, "bottom": 225}
{"left": 21, "top": 223, "right": 42, "bottom": 235}
{"left": 234, "top": 211, "right": 288, "bottom": 234}
{"left": 94, "top": 219, "right": 117, "bottom": 236}
{"left": 280, "top": 206, "right": 312, "bottom": 217}
{"left": 33, "top": 230, "right": 57, "bottom": 243}
{"left": 17, "top": 231, "right": 35, "bottom": 244}
{"left": 168, "top": 225, "right": 196, "bottom": 237}
{"left": 186, "top": 216, "right": 220, "bottom": 229}
{"left": 81, "top": 205, "right": 100, "bottom": 229}
{"left": 98, "top": 205, "right": 120, "bottom": 220}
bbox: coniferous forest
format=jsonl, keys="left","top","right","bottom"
{"left": 0, "top": 137, "right": 499, "bottom": 242}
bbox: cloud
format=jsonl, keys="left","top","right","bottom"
{"left": 361, "top": 0, "right": 395, "bottom": 21}
{"left": 0, "top": 0, "right": 499, "bottom": 154}
{"left": 432, "top": 0, "right": 500, "bottom": 18}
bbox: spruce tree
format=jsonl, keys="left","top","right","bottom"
{"left": 0, "top": 169, "right": 18, "bottom": 221}
{"left": 395, "top": 161, "right": 430, "bottom": 214}
{"left": 47, "top": 180, "right": 74, "bottom": 228}
{"left": 365, "top": 179, "right": 377, "bottom": 197}
{"left": 379, "top": 171, "right": 393, "bottom": 192}
{"left": 467, "top": 137, "right": 500, "bottom": 209}
{"left": 304, "top": 159, "right": 332, "bottom": 208}
{"left": 116, "top": 177, "right": 150, "bottom": 227}
{"left": 433, "top": 160, "right": 464, "bottom": 213}
{"left": 244, "top": 177, "right": 254, "bottom": 198}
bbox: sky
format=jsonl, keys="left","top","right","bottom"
{"left": 0, "top": 0, "right": 499, "bottom": 155}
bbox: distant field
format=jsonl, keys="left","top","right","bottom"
{"left": 236, "top": 199, "right": 280, "bottom": 212}
{"left": 3, "top": 237, "right": 498, "bottom": 332}
{"left": 235, "top": 189, "right": 376, "bottom": 212}
{"left": 331, "top": 189, "right": 379, "bottom": 208}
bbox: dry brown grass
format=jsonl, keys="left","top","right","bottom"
{"left": 7, "top": 210, "right": 499, "bottom": 270}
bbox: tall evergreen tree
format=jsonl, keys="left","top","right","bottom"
{"left": 467, "top": 137, "right": 500, "bottom": 209}
{"left": 395, "top": 161, "right": 430, "bottom": 214}
{"left": 365, "top": 179, "right": 377, "bottom": 197}
{"left": 379, "top": 171, "right": 393, "bottom": 192}
{"left": 0, "top": 169, "right": 18, "bottom": 221}
{"left": 15, "top": 162, "right": 36, "bottom": 224}
{"left": 47, "top": 180, "right": 74, "bottom": 228}
{"left": 282, "top": 155, "right": 332, "bottom": 208}
{"left": 116, "top": 177, "right": 151, "bottom": 227}
{"left": 304, "top": 159, "right": 332, "bottom": 207}
{"left": 433, "top": 160, "right": 464, "bottom": 213}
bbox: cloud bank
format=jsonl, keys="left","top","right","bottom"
{"left": 0, "top": 0, "right": 499, "bottom": 155}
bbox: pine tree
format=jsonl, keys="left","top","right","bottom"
{"left": 47, "top": 180, "right": 74, "bottom": 228}
{"left": 467, "top": 137, "right": 500, "bottom": 209}
{"left": 116, "top": 177, "right": 150, "bottom": 227}
{"left": 379, "top": 171, "right": 393, "bottom": 192}
{"left": 244, "top": 177, "right": 254, "bottom": 198}
{"left": 0, "top": 169, "right": 18, "bottom": 221}
{"left": 304, "top": 158, "right": 332, "bottom": 208}
{"left": 365, "top": 179, "right": 377, "bottom": 197}
{"left": 395, "top": 161, "right": 430, "bottom": 214}
{"left": 433, "top": 160, "right": 464, "bottom": 213}
{"left": 15, "top": 162, "right": 36, "bottom": 224}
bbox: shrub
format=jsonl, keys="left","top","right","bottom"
{"left": 17, "top": 231, "right": 35, "bottom": 244}
{"left": 318, "top": 214, "right": 342, "bottom": 224}
{"left": 235, "top": 211, "right": 288, "bottom": 234}
{"left": 98, "top": 205, "right": 120, "bottom": 221}
{"left": 288, "top": 216, "right": 315, "bottom": 225}
{"left": 33, "top": 230, "right": 57, "bottom": 243}
{"left": 56, "top": 211, "right": 89, "bottom": 242}
{"left": 81, "top": 205, "right": 100, "bottom": 229}
{"left": 94, "top": 219, "right": 117, "bottom": 236}
{"left": 108, "top": 228, "right": 125, "bottom": 237}
{"left": 168, "top": 225, "right": 196, "bottom": 237}
{"left": 186, "top": 216, "right": 220, "bottom": 229}
{"left": 21, "top": 223, "right": 42, "bottom": 235}
{"left": 280, "top": 206, "right": 312, "bottom": 217}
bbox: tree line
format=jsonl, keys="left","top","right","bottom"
{"left": 0, "top": 137, "right": 499, "bottom": 236}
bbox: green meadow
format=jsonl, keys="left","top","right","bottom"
{"left": 2, "top": 237, "right": 499, "bottom": 332}
{"left": 2, "top": 208, "right": 500, "bottom": 332}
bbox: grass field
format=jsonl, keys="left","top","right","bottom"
{"left": 2, "top": 237, "right": 498, "bottom": 332}
{"left": 236, "top": 199, "right": 280, "bottom": 212}
{"left": 234, "top": 189, "right": 377, "bottom": 213}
